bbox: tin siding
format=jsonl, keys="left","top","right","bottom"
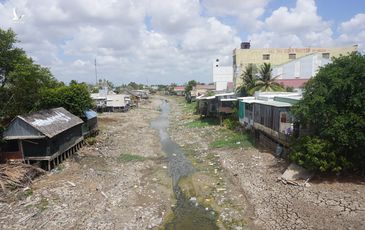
{"left": 3, "top": 118, "right": 42, "bottom": 138}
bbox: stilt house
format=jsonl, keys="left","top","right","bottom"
{"left": 1, "top": 107, "right": 84, "bottom": 170}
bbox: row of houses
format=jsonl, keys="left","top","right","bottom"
{"left": 0, "top": 107, "right": 98, "bottom": 170}
{"left": 91, "top": 88, "right": 149, "bottom": 112}
{"left": 196, "top": 91, "right": 303, "bottom": 154}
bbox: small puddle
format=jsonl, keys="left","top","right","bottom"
{"left": 151, "top": 100, "right": 218, "bottom": 230}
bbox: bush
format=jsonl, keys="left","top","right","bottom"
{"left": 222, "top": 118, "right": 239, "bottom": 130}
{"left": 291, "top": 52, "right": 365, "bottom": 173}
{"left": 85, "top": 137, "right": 97, "bottom": 145}
{"left": 290, "top": 136, "right": 348, "bottom": 172}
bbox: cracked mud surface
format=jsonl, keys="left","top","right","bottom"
{"left": 1, "top": 95, "right": 364, "bottom": 230}
{"left": 168, "top": 96, "right": 365, "bottom": 230}
{"left": 0, "top": 96, "right": 173, "bottom": 230}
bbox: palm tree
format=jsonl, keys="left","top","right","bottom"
{"left": 236, "top": 64, "right": 257, "bottom": 96}
{"left": 250, "top": 63, "right": 284, "bottom": 93}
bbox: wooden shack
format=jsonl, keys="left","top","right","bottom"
{"left": 1, "top": 107, "right": 84, "bottom": 170}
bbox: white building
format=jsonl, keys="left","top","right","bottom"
{"left": 272, "top": 53, "right": 331, "bottom": 89}
{"left": 212, "top": 59, "right": 233, "bottom": 91}
{"left": 106, "top": 94, "right": 130, "bottom": 112}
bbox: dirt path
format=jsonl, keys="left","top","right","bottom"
{"left": 168, "top": 96, "right": 365, "bottom": 230}
{"left": 0, "top": 96, "right": 173, "bottom": 229}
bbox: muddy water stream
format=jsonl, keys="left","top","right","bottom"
{"left": 151, "top": 100, "right": 218, "bottom": 229}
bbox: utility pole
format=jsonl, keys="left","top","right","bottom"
{"left": 94, "top": 58, "right": 98, "bottom": 85}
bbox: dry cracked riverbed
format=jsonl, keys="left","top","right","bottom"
{"left": 1, "top": 95, "right": 365, "bottom": 230}
{"left": 168, "top": 96, "right": 365, "bottom": 230}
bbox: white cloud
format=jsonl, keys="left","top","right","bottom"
{"left": 147, "top": 0, "right": 201, "bottom": 35}
{"left": 202, "top": 0, "right": 269, "bottom": 31}
{"left": 0, "top": 0, "right": 363, "bottom": 85}
{"left": 339, "top": 14, "right": 365, "bottom": 33}
{"left": 337, "top": 14, "right": 365, "bottom": 53}
{"left": 248, "top": 0, "right": 334, "bottom": 48}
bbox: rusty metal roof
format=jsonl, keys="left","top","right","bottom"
{"left": 15, "top": 107, "right": 83, "bottom": 138}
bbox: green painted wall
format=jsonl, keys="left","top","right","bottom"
{"left": 239, "top": 101, "right": 245, "bottom": 119}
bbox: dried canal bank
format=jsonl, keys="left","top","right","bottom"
{"left": 169, "top": 96, "right": 365, "bottom": 230}
{"left": 0, "top": 97, "right": 173, "bottom": 229}
{"left": 1, "top": 95, "right": 364, "bottom": 230}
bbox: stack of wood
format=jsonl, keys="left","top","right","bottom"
{"left": 0, "top": 163, "right": 45, "bottom": 192}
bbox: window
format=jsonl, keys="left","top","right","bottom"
{"left": 289, "top": 53, "right": 296, "bottom": 59}
{"left": 281, "top": 113, "right": 287, "bottom": 123}
{"left": 263, "top": 54, "right": 270, "bottom": 60}
{"left": 322, "top": 53, "right": 330, "bottom": 59}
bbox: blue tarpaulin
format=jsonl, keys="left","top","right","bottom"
{"left": 84, "top": 110, "right": 97, "bottom": 120}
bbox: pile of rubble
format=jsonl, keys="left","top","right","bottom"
{"left": 0, "top": 163, "right": 45, "bottom": 192}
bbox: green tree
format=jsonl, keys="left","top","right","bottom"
{"left": 128, "top": 81, "right": 139, "bottom": 90}
{"left": 0, "top": 28, "right": 59, "bottom": 121}
{"left": 252, "top": 63, "right": 284, "bottom": 93}
{"left": 236, "top": 64, "right": 257, "bottom": 96}
{"left": 0, "top": 28, "right": 25, "bottom": 88}
{"left": 291, "top": 52, "right": 365, "bottom": 173}
{"left": 184, "top": 80, "right": 197, "bottom": 93}
{"left": 37, "top": 83, "right": 94, "bottom": 117}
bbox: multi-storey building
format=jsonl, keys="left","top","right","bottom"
{"left": 212, "top": 59, "right": 233, "bottom": 91}
{"left": 233, "top": 42, "right": 358, "bottom": 88}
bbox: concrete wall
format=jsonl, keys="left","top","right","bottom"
{"left": 272, "top": 53, "right": 331, "bottom": 80}
{"left": 233, "top": 45, "right": 357, "bottom": 88}
{"left": 213, "top": 59, "right": 233, "bottom": 91}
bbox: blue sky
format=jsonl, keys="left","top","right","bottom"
{"left": 0, "top": 0, "right": 364, "bottom": 85}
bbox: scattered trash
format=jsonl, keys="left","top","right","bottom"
{"left": 66, "top": 181, "right": 76, "bottom": 187}
{"left": 236, "top": 142, "right": 241, "bottom": 145}
{"left": 101, "top": 191, "right": 108, "bottom": 199}
{"left": 0, "top": 163, "right": 45, "bottom": 192}
{"left": 279, "top": 163, "right": 314, "bottom": 186}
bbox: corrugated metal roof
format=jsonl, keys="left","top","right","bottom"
{"left": 106, "top": 94, "right": 127, "bottom": 107}
{"left": 174, "top": 86, "right": 185, "bottom": 91}
{"left": 239, "top": 97, "right": 293, "bottom": 107}
{"left": 220, "top": 98, "right": 237, "bottom": 102}
{"left": 197, "top": 95, "right": 216, "bottom": 100}
{"left": 84, "top": 110, "right": 97, "bottom": 120}
{"left": 254, "top": 100, "right": 293, "bottom": 107}
{"left": 90, "top": 93, "right": 106, "bottom": 100}
{"left": 17, "top": 107, "right": 83, "bottom": 138}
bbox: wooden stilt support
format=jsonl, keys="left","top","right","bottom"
{"left": 48, "top": 160, "right": 51, "bottom": 171}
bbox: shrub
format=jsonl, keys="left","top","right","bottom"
{"left": 85, "top": 137, "right": 97, "bottom": 145}
{"left": 290, "top": 136, "right": 348, "bottom": 172}
{"left": 291, "top": 52, "right": 365, "bottom": 173}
